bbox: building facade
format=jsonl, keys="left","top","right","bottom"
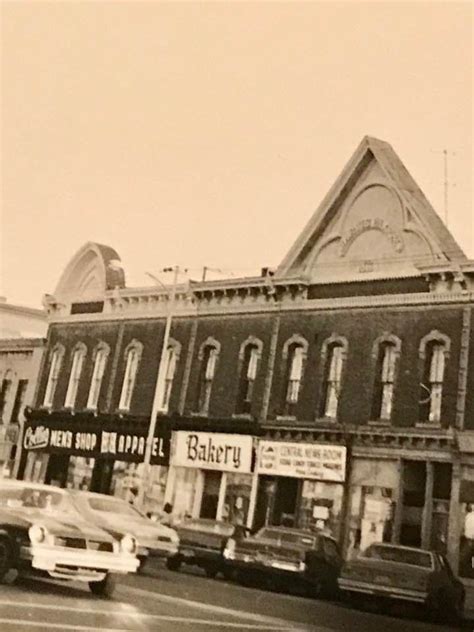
{"left": 20, "top": 137, "right": 474, "bottom": 576}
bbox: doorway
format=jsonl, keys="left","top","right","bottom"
{"left": 200, "top": 470, "right": 221, "bottom": 519}
{"left": 254, "top": 476, "right": 300, "bottom": 530}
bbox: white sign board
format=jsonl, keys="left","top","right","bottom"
{"left": 171, "top": 431, "right": 253, "bottom": 473}
{"left": 257, "top": 441, "right": 346, "bottom": 482}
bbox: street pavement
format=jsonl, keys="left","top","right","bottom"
{"left": 0, "top": 561, "right": 466, "bottom": 631}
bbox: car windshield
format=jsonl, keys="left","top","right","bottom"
{"left": 360, "top": 545, "right": 433, "bottom": 568}
{"left": 181, "top": 520, "right": 235, "bottom": 536}
{"left": 0, "top": 485, "right": 74, "bottom": 513}
{"left": 80, "top": 495, "right": 145, "bottom": 518}
{"left": 255, "top": 528, "right": 316, "bottom": 547}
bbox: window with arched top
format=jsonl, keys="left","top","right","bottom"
{"left": 159, "top": 338, "right": 182, "bottom": 413}
{"left": 319, "top": 335, "right": 348, "bottom": 419}
{"left": 236, "top": 337, "right": 263, "bottom": 415}
{"left": 64, "top": 343, "right": 87, "bottom": 408}
{"left": 86, "top": 342, "right": 110, "bottom": 410}
{"left": 280, "top": 335, "right": 308, "bottom": 416}
{"left": 418, "top": 331, "right": 450, "bottom": 424}
{"left": 118, "top": 341, "right": 143, "bottom": 411}
{"left": 0, "top": 370, "right": 14, "bottom": 420}
{"left": 43, "top": 344, "right": 65, "bottom": 408}
{"left": 371, "top": 335, "right": 401, "bottom": 422}
{"left": 196, "top": 337, "right": 220, "bottom": 415}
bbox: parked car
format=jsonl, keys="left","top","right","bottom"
{"left": 69, "top": 490, "right": 179, "bottom": 568}
{"left": 223, "top": 525, "right": 342, "bottom": 597}
{"left": 166, "top": 518, "right": 249, "bottom": 578}
{"left": 0, "top": 480, "right": 139, "bottom": 596}
{"left": 338, "top": 543, "right": 465, "bottom": 622}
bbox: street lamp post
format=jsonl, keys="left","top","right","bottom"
{"left": 137, "top": 265, "right": 179, "bottom": 510}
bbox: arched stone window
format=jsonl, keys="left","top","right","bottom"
{"left": 418, "top": 330, "right": 450, "bottom": 424}
{"left": 236, "top": 336, "right": 263, "bottom": 415}
{"left": 118, "top": 340, "right": 143, "bottom": 411}
{"left": 196, "top": 337, "right": 221, "bottom": 415}
{"left": 280, "top": 334, "right": 308, "bottom": 416}
{"left": 64, "top": 343, "right": 87, "bottom": 408}
{"left": 319, "top": 334, "right": 348, "bottom": 419}
{"left": 370, "top": 334, "right": 402, "bottom": 422}
{"left": 159, "top": 337, "right": 182, "bottom": 413}
{"left": 86, "top": 342, "right": 110, "bottom": 410}
{"left": 43, "top": 344, "right": 65, "bottom": 408}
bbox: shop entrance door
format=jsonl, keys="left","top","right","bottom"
{"left": 200, "top": 470, "right": 221, "bottom": 519}
{"left": 273, "top": 477, "right": 299, "bottom": 526}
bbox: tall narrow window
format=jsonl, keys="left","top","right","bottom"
{"left": 0, "top": 375, "right": 13, "bottom": 422}
{"left": 10, "top": 379, "right": 28, "bottom": 423}
{"left": 87, "top": 344, "right": 109, "bottom": 410}
{"left": 64, "top": 344, "right": 87, "bottom": 408}
{"left": 419, "top": 340, "right": 447, "bottom": 424}
{"left": 236, "top": 342, "right": 261, "bottom": 414}
{"left": 279, "top": 335, "right": 308, "bottom": 417}
{"left": 118, "top": 342, "right": 142, "bottom": 411}
{"left": 197, "top": 341, "right": 220, "bottom": 415}
{"left": 321, "top": 342, "right": 345, "bottom": 419}
{"left": 43, "top": 345, "right": 64, "bottom": 408}
{"left": 371, "top": 339, "right": 399, "bottom": 421}
{"left": 160, "top": 343, "right": 180, "bottom": 412}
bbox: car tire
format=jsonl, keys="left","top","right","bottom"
{"left": 0, "top": 535, "right": 16, "bottom": 585}
{"left": 166, "top": 556, "right": 181, "bottom": 572}
{"left": 89, "top": 574, "right": 117, "bottom": 598}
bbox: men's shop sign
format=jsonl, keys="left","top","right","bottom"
{"left": 23, "top": 422, "right": 170, "bottom": 465}
{"left": 171, "top": 431, "right": 253, "bottom": 473}
{"left": 257, "top": 440, "right": 346, "bottom": 482}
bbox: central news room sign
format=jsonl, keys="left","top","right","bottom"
{"left": 257, "top": 440, "right": 346, "bottom": 482}
{"left": 171, "top": 431, "right": 253, "bottom": 473}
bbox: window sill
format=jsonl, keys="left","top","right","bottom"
{"left": 232, "top": 413, "right": 252, "bottom": 419}
{"left": 190, "top": 411, "right": 209, "bottom": 418}
{"left": 414, "top": 422, "right": 442, "bottom": 429}
{"left": 367, "top": 420, "right": 391, "bottom": 427}
{"left": 275, "top": 415, "right": 297, "bottom": 422}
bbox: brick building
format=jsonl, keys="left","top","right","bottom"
{"left": 20, "top": 136, "right": 474, "bottom": 575}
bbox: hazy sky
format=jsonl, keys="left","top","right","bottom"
{"left": 1, "top": 1, "right": 472, "bottom": 308}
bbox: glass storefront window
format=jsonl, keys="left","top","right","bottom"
{"left": 222, "top": 472, "right": 252, "bottom": 525}
{"left": 299, "top": 480, "right": 343, "bottom": 538}
{"left": 171, "top": 467, "right": 200, "bottom": 522}
{"left": 66, "top": 456, "right": 95, "bottom": 490}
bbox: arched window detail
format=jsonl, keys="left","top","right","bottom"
{"left": 280, "top": 335, "right": 308, "bottom": 416}
{"left": 86, "top": 342, "right": 110, "bottom": 410}
{"left": 319, "top": 335, "right": 348, "bottom": 419}
{"left": 64, "top": 343, "right": 87, "bottom": 408}
{"left": 160, "top": 338, "right": 182, "bottom": 413}
{"left": 118, "top": 340, "right": 143, "bottom": 411}
{"left": 418, "top": 331, "right": 450, "bottom": 424}
{"left": 196, "top": 337, "right": 220, "bottom": 415}
{"left": 236, "top": 337, "right": 263, "bottom": 415}
{"left": 371, "top": 334, "right": 401, "bottom": 421}
{"left": 43, "top": 344, "right": 65, "bottom": 408}
{"left": 0, "top": 370, "right": 14, "bottom": 421}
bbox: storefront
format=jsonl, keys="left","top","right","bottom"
{"left": 20, "top": 412, "right": 170, "bottom": 514}
{"left": 253, "top": 440, "right": 346, "bottom": 539}
{"left": 164, "top": 430, "right": 255, "bottom": 524}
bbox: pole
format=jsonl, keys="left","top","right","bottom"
{"left": 137, "top": 265, "right": 179, "bottom": 509}
{"left": 443, "top": 149, "right": 448, "bottom": 226}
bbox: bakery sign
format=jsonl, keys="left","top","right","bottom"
{"left": 257, "top": 441, "right": 346, "bottom": 482}
{"left": 171, "top": 431, "right": 253, "bottom": 473}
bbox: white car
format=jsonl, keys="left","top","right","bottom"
{"left": 70, "top": 490, "right": 179, "bottom": 568}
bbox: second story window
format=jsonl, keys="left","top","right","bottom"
{"left": 0, "top": 373, "right": 13, "bottom": 422}
{"left": 196, "top": 339, "right": 220, "bottom": 416}
{"left": 10, "top": 379, "right": 28, "bottom": 423}
{"left": 320, "top": 338, "right": 347, "bottom": 419}
{"left": 43, "top": 345, "right": 65, "bottom": 408}
{"left": 64, "top": 344, "right": 87, "bottom": 408}
{"left": 236, "top": 339, "right": 262, "bottom": 414}
{"left": 419, "top": 334, "right": 449, "bottom": 424}
{"left": 87, "top": 344, "right": 109, "bottom": 410}
{"left": 118, "top": 341, "right": 142, "bottom": 411}
{"left": 280, "top": 335, "right": 308, "bottom": 417}
{"left": 371, "top": 337, "right": 400, "bottom": 421}
{"left": 160, "top": 341, "right": 181, "bottom": 413}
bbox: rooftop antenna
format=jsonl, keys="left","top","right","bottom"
{"left": 431, "top": 148, "right": 456, "bottom": 227}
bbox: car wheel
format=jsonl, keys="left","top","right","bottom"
{"left": 166, "top": 556, "right": 181, "bottom": 572}
{"left": 0, "top": 535, "right": 16, "bottom": 585}
{"left": 89, "top": 574, "right": 117, "bottom": 598}
{"left": 204, "top": 567, "right": 218, "bottom": 579}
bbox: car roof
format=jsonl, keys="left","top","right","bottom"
{"left": 366, "top": 542, "right": 434, "bottom": 555}
{"left": 0, "top": 479, "right": 68, "bottom": 494}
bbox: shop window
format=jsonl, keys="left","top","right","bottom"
{"left": 236, "top": 337, "right": 262, "bottom": 415}
{"left": 160, "top": 340, "right": 181, "bottom": 413}
{"left": 280, "top": 335, "right": 308, "bottom": 417}
{"left": 64, "top": 343, "right": 87, "bottom": 408}
{"left": 86, "top": 343, "right": 110, "bottom": 410}
{"left": 118, "top": 341, "right": 143, "bottom": 411}
{"left": 196, "top": 338, "right": 220, "bottom": 415}
{"left": 43, "top": 344, "right": 65, "bottom": 408}
{"left": 418, "top": 332, "right": 450, "bottom": 424}
{"left": 320, "top": 336, "right": 347, "bottom": 419}
{"left": 10, "top": 379, "right": 28, "bottom": 424}
{"left": 0, "top": 373, "right": 13, "bottom": 422}
{"left": 371, "top": 336, "right": 400, "bottom": 422}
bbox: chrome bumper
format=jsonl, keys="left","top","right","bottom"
{"left": 137, "top": 540, "right": 179, "bottom": 557}
{"left": 338, "top": 578, "right": 427, "bottom": 603}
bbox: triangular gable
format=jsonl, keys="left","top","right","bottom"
{"left": 277, "top": 136, "right": 466, "bottom": 282}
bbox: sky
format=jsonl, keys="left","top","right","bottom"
{"left": 1, "top": 1, "right": 472, "bottom": 308}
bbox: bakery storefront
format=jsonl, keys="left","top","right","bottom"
{"left": 165, "top": 430, "right": 255, "bottom": 524}
{"left": 20, "top": 411, "right": 170, "bottom": 512}
{"left": 253, "top": 440, "right": 347, "bottom": 539}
